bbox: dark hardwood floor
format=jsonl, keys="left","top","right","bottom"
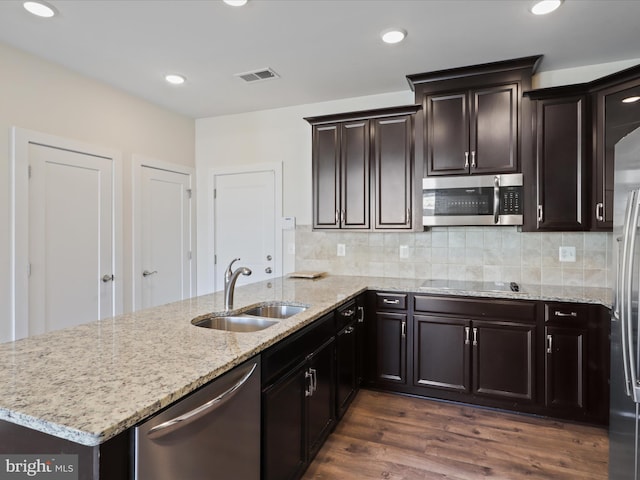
{"left": 303, "top": 389, "right": 608, "bottom": 480}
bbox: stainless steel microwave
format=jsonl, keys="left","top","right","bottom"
{"left": 422, "top": 173, "right": 523, "bottom": 226}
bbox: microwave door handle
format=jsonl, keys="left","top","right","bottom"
{"left": 493, "top": 176, "right": 500, "bottom": 224}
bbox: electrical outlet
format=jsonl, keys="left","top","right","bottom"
{"left": 399, "top": 245, "right": 409, "bottom": 259}
{"left": 337, "top": 243, "right": 346, "bottom": 257}
{"left": 559, "top": 246, "right": 576, "bottom": 262}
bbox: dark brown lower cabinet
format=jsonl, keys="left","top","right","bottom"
{"left": 262, "top": 312, "right": 336, "bottom": 480}
{"left": 472, "top": 320, "right": 535, "bottom": 402}
{"left": 412, "top": 316, "right": 535, "bottom": 402}
{"left": 375, "top": 311, "right": 407, "bottom": 385}
{"left": 545, "top": 325, "right": 587, "bottom": 413}
{"left": 336, "top": 319, "right": 359, "bottom": 419}
{"left": 413, "top": 315, "right": 470, "bottom": 393}
{"left": 366, "top": 292, "right": 608, "bottom": 426}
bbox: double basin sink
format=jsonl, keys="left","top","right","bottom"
{"left": 192, "top": 302, "right": 308, "bottom": 333}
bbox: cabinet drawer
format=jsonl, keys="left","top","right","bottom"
{"left": 375, "top": 293, "right": 407, "bottom": 310}
{"left": 262, "top": 313, "right": 335, "bottom": 386}
{"left": 414, "top": 295, "right": 536, "bottom": 322}
{"left": 335, "top": 300, "right": 358, "bottom": 331}
{"left": 544, "top": 302, "right": 589, "bottom": 324}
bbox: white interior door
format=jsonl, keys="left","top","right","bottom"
{"left": 28, "top": 143, "right": 114, "bottom": 335}
{"left": 140, "top": 166, "right": 192, "bottom": 309}
{"left": 214, "top": 170, "right": 276, "bottom": 291}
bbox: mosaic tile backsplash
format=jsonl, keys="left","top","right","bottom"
{"left": 295, "top": 226, "right": 613, "bottom": 289}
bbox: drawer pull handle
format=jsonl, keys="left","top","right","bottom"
{"left": 383, "top": 298, "right": 400, "bottom": 305}
{"left": 464, "top": 327, "right": 470, "bottom": 345}
{"left": 341, "top": 309, "right": 355, "bottom": 318}
{"left": 554, "top": 310, "right": 577, "bottom": 317}
{"left": 344, "top": 326, "right": 355, "bottom": 334}
{"left": 305, "top": 369, "right": 313, "bottom": 397}
{"left": 401, "top": 321, "right": 406, "bottom": 338}
{"left": 357, "top": 306, "right": 365, "bottom": 323}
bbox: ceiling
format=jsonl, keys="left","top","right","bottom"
{"left": 0, "top": 0, "right": 639, "bottom": 119}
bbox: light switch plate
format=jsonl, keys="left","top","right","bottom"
{"left": 559, "top": 246, "right": 576, "bottom": 262}
{"left": 337, "top": 244, "right": 346, "bottom": 257}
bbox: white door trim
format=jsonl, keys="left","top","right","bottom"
{"left": 131, "top": 155, "right": 196, "bottom": 311}
{"left": 206, "top": 163, "right": 283, "bottom": 294}
{"left": 10, "top": 127, "right": 123, "bottom": 341}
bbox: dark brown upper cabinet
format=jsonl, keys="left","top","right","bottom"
{"left": 424, "top": 83, "right": 518, "bottom": 175}
{"left": 593, "top": 78, "right": 640, "bottom": 230}
{"left": 524, "top": 91, "right": 588, "bottom": 231}
{"left": 524, "top": 62, "right": 640, "bottom": 231}
{"left": 408, "top": 56, "right": 541, "bottom": 177}
{"left": 306, "top": 105, "right": 420, "bottom": 231}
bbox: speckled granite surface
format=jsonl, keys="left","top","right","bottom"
{"left": 0, "top": 275, "right": 611, "bottom": 446}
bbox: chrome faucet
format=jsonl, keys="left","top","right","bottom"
{"left": 224, "top": 258, "right": 252, "bottom": 311}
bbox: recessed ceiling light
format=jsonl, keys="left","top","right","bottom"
{"left": 165, "top": 74, "right": 186, "bottom": 85}
{"left": 530, "top": 0, "right": 563, "bottom": 15}
{"left": 381, "top": 28, "right": 407, "bottom": 44}
{"left": 622, "top": 96, "right": 640, "bottom": 104}
{"left": 223, "top": 0, "right": 248, "bottom": 6}
{"left": 23, "top": 1, "right": 57, "bottom": 18}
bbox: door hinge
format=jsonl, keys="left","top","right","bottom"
{"left": 214, "top": 189, "right": 217, "bottom": 199}
{"left": 186, "top": 188, "right": 192, "bottom": 199}
{"left": 28, "top": 165, "right": 32, "bottom": 179}
{"left": 188, "top": 251, "right": 192, "bottom": 260}
{"left": 27, "top": 263, "right": 31, "bottom": 277}
{"left": 214, "top": 254, "right": 217, "bottom": 265}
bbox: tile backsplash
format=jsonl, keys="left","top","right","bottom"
{"left": 295, "top": 226, "right": 613, "bottom": 289}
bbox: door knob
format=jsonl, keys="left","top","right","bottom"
{"left": 265, "top": 267, "right": 272, "bottom": 274}
{"left": 266, "top": 255, "right": 272, "bottom": 261}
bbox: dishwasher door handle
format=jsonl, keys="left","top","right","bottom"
{"left": 147, "top": 362, "right": 257, "bottom": 440}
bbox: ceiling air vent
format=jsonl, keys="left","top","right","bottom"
{"left": 234, "top": 67, "right": 280, "bottom": 83}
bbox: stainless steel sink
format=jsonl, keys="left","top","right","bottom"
{"left": 242, "top": 303, "right": 307, "bottom": 319}
{"left": 192, "top": 302, "right": 308, "bottom": 333}
{"left": 193, "top": 315, "right": 278, "bottom": 333}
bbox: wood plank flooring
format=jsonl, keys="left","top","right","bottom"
{"left": 303, "top": 390, "right": 608, "bottom": 480}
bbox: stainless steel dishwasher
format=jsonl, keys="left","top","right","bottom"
{"left": 133, "top": 356, "right": 260, "bottom": 480}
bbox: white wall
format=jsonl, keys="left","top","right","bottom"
{"left": 195, "top": 91, "right": 414, "bottom": 293}
{"left": 0, "top": 42, "right": 195, "bottom": 342}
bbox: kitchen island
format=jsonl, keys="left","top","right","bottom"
{"left": 0, "top": 275, "right": 611, "bottom": 471}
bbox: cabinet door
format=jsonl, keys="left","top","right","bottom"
{"left": 470, "top": 83, "right": 518, "bottom": 174}
{"left": 472, "top": 321, "right": 535, "bottom": 401}
{"left": 373, "top": 115, "right": 413, "bottom": 229}
{"left": 306, "top": 338, "right": 335, "bottom": 461}
{"left": 375, "top": 312, "right": 407, "bottom": 385}
{"left": 413, "top": 315, "right": 470, "bottom": 393}
{"left": 336, "top": 321, "right": 358, "bottom": 419}
{"left": 425, "top": 92, "right": 469, "bottom": 175}
{"left": 312, "top": 124, "right": 340, "bottom": 229}
{"left": 545, "top": 326, "right": 587, "bottom": 412}
{"left": 535, "top": 96, "right": 587, "bottom": 230}
{"left": 262, "top": 365, "right": 306, "bottom": 480}
{"left": 341, "top": 120, "right": 370, "bottom": 229}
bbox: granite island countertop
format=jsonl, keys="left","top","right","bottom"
{"left": 0, "top": 275, "right": 611, "bottom": 447}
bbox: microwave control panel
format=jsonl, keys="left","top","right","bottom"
{"left": 500, "top": 186, "right": 523, "bottom": 215}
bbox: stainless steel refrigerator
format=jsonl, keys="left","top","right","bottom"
{"left": 610, "top": 126, "right": 640, "bottom": 479}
